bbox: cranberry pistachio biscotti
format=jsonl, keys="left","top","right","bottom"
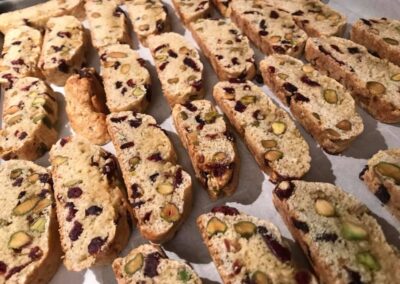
{"left": 172, "top": 0, "right": 211, "bottom": 24}
{"left": 273, "top": 180, "right": 400, "bottom": 284}
{"left": 107, "top": 112, "right": 192, "bottom": 243}
{"left": 0, "top": 160, "right": 62, "bottom": 284}
{"left": 50, "top": 136, "right": 132, "bottom": 271}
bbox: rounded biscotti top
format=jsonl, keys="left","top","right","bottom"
{"left": 112, "top": 244, "right": 201, "bottom": 283}
{"left": 365, "top": 148, "right": 400, "bottom": 188}
{"left": 0, "top": 160, "right": 55, "bottom": 283}
{"left": 273, "top": 180, "right": 400, "bottom": 283}
{"left": 353, "top": 18, "right": 400, "bottom": 49}
{"left": 173, "top": 0, "right": 210, "bottom": 23}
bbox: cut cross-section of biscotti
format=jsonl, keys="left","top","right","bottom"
{"left": 211, "top": 0, "right": 232, "bottom": 17}
{"left": 360, "top": 148, "right": 400, "bottom": 221}
{"left": 0, "top": 77, "right": 58, "bottom": 161}
{"left": 197, "top": 205, "right": 317, "bottom": 284}
{"left": 99, "top": 44, "right": 151, "bottom": 112}
{"left": 272, "top": 180, "right": 400, "bottom": 284}
{"left": 260, "top": 54, "right": 364, "bottom": 154}
{"left": 230, "top": 0, "right": 307, "bottom": 57}
{"left": 213, "top": 80, "right": 310, "bottom": 182}
{"left": 49, "top": 136, "right": 132, "bottom": 271}
{"left": 85, "top": 0, "right": 130, "bottom": 49}
{"left": 112, "top": 244, "right": 201, "bottom": 283}
{"left": 172, "top": 0, "right": 210, "bottom": 24}
{"left": 0, "top": 160, "right": 62, "bottom": 284}
{"left": 65, "top": 68, "right": 110, "bottom": 145}
{"left": 107, "top": 112, "right": 192, "bottom": 243}
{"left": 147, "top": 32, "right": 204, "bottom": 106}
{"left": 39, "top": 16, "right": 86, "bottom": 86}
{"left": 305, "top": 36, "right": 400, "bottom": 123}
{"left": 172, "top": 100, "right": 239, "bottom": 200}
{"left": 351, "top": 18, "right": 400, "bottom": 66}
{"left": 189, "top": 18, "right": 256, "bottom": 80}
{"left": 125, "top": 0, "right": 170, "bottom": 47}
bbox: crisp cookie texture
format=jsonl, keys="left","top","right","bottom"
{"left": 305, "top": 36, "right": 400, "bottom": 123}
{"left": 230, "top": 0, "right": 307, "bottom": 57}
{"left": 260, "top": 54, "right": 364, "bottom": 154}
{"left": 50, "top": 136, "right": 132, "bottom": 271}
{"left": 85, "top": 0, "right": 130, "bottom": 49}
{"left": 0, "top": 160, "right": 62, "bottom": 284}
{"left": 125, "top": 0, "right": 170, "bottom": 46}
{"left": 212, "top": 0, "right": 232, "bottom": 17}
{"left": 112, "top": 244, "right": 201, "bottom": 284}
{"left": 65, "top": 68, "right": 110, "bottom": 145}
{"left": 148, "top": 32, "right": 204, "bottom": 106}
{"left": 0, "top": 77, "right": 58, "bottom": 161}
{"left": 273, "top": 180, "right": 400, "bottom": 284}
{"left": 99, "top": 44, "right": 151, "bottom": 112}
{"left": 213, "top": 80, "right": 310, "bottom": 182}
{"left": 360, "top": 148, "right": 400, "bottom": 221}
{"left": 197, "top": 206, "right": 317, "bottom": 284}
{"left": 189, "top": 18, "right": 256, "bottom": 80}
{"left": 172, "top": 0, "right": 210, "bottom": 24}
{"left": 39, "top": 16, "right": 86, "bottom": 86}
{"left": 351, "top": 18, "right": 400, "bottom": 66}
{"left": 107, "top": 112, "right": 192, "bottom": 243}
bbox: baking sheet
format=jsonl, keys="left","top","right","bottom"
{"left": 1, "top": 0, "right": 400, "bottom": 283}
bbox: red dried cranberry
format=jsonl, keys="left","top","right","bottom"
{"left": 12, "top": 178, "right": 23, "bottom": 187}
{"left": 144, "top": 252, "right": 162, "bottom": 277}
{"left": 18, "top": 191, "right": 26, "bottom": 199}
{"left": 234, "top": 101, "right": 246, "bottom": 112}
{"left": 115, "top": 81, "right": 122, "bottom": 89}
{"left": 88, "top": 237, "right": 107, "bottom": 254}
{"left": 283, "top": 82, "right": 298, "bottom": 93}
{"left": 159, "top": 61, "right": 169, "bottom": 71}
{"left": 210, "top": 163, "right": 229, "bottom": 177}
{"left": 231, "top": 57, "right": 240, "bottom": 65}
{"left": 257, "top": 226, "right": 291, "bottom": 262}
{"left": 65, "top": 202, "right": 77, "bottom": 222}
{"left": 232, "top": 260, "right": 242, "bottom": 274}
{"left": 294, "top": 93, "right": 310, "bottom": 103}
{"left": 38, "top": 189, "right": 50, "bottom": 198}
{"left": 183, "top": 102, "right": 197, "bottom": 112}
{"left": 270, "top": 10, "right": 279, "bottom": 18}
{"left": 300, "top": 75, "right": 320, "bottom": 87}
{"left": 292, "top": 10, "right": 304, "bottom": 16}
{"left": 113, "top": 61, "right": 121, "bottom": 70}
{"left": 60, "top": 137, "right": 69, "bottom": 147}
{"left": 211, "top": 205, "right": 239, "bottom": 215}
{"left": 57, "top": 31, "right": 71, "bottom": 38}
{"left": 129, "top": 118, "right": 142, "bottom": 128}
{"left": 147, "top": 152, "right": 162, "bottom": 161}
{"left": 68, "top": 187, "right": 83, "bottom": 198}
{"left": 127, "top": 79, "right": 135, "bottom": 87}
{"left": 191, "top": 79, "right": 203, "bottom": 91}
{"left": 28, "top": 247, "right": 43, "bottom": 260}
{"left": 295, "top": 271, "right": 312, "bottom": 284}
{"left": 69, "top": 221, "right": 83, "bottom": 241}
{"left": 143, "top": 211, "right": 152, "bottom": 222}
{"left": 375, "top": 185, "right": 391, "bottom": 204}
{"left": 345, "top": 268, "right": 363, "bottom": 284}
{"left": 131, "top": 184, "right": 142, "bottom": 198}
{"left": 316, "top": 233, "right": 338, "bottom": 242}
{"left": 85, "top": 206, "right": 103, "bottom": 216}
{"left": 168, "top": 50, "right": 178, "bottom": 58}
{"left": 0, "top": 261, "right": 7, "bottom": 274}
{"left": 216, "top": 54, "right": 224, "bottom": 60}
{"left": 273, "top": 45, "right": 286, "bottom": 54}
{"left": 173, "top": 168, "right": 183, "bottom": 188}
{"left": 110, "top": 115, "right": 127, "bottom": 123}
{"left": 183, "top": 57, "right": 200, "bottom": 71}
{"left": 223, "top": 87, "right": 235, "bottom": 94}
{"left": 11, "top": 41, "right": 21, "bottom": 45}
{"left": 58, "top": 60, "right": 69, "bottom": 73}
{"left": 292, "top": 218, "right": 309, "bottom": 233}
{"left": 120, "top": 142, "right": 134, "bottom": 149}
{"left": 259, "top": 19, "right": 267, "bottom": 30}
{"left": 5, "top": 263, "right": 29, "bottom": 280}
{"left": 18, "top": 131, "right": 27, "bottom": 140}
{"left": 11, "top": 58, "right": 24, "bottom": 65}
{"left": 149, "top": 173, "right": 159, "bottom": 183}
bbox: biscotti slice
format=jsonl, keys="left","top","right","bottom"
{"left": 112, "top": 244, "right": 201, "bottom": 283}
{"left": 211, "top": 0, "right": 232, "bottom": 17}
{"left": 147, "top": 32, "right": 204, "bottom": 106}
{"left": 99, "top": 44, "right": 151, "bottom": 112}
{"left": 85, "top": 0, "right": 130, "bottom": 49}
{"left": 107, "top": 112, "right": 192, "bottom": 243}
{"left": 189, "top": 18, "right": 256, "bottom": 80}
{"left": 260, "top": 54, "right": 364, "bottom": 154}
{"left": 172, "top": 0, "right": 210, "bottom": 24}
{"left": 172, "top": 100, "right": 239, "bottom": 200}
{"left": 0, "top": 77, "right": 58, "bottom": 161}
{"left": 351, "top": 18, "right": 400, "bottom": 66}
{"left": 0, "top": 160, "right": 62, "bottom": 284}
{"left": 272, "top": 180, "right": 400, "bottom": 284}
{"left": 197, "top": 205, "right": 317, "bottom": 284}
{"left": 49, "top": 136, "right": 132, "bottom": 271}
{"left": 305, "top": 36, "right": 400, "bottom": 123}
{"left": 65, "top": 68, "right": 110, "bottom": 145}
{"left": 360, "top": 148, "right": 400, "bottom": 221}
{"left": 125, "top": 0, "right": 170, "bottom": 46}
{"left": 230, "top": 0, "right": 307, "bottom": 57}
{"left": 213, "top": 80, "right": 310, "bottom": 182}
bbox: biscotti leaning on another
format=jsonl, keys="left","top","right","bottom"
{"left": 305, "top": 36, "right": 400, "bottom": 123}
{"left": 0, "top": 160, "right": 62, "bottom": 284}
{"left": 112, "top": 244, "right": 201, "bottom": 283}
{"left": 172, "top": 100, "right": 239, "bottom": 200}
{"left": 197, "top": 205, "right": 317, "bottom": 284}
{"left": 65, "top": 68, "right": 110, "bottom": 145}
{"left": 211, "top": 0, "right": 232, "bottom": 17}
{"left": 351, "top": 17, "right": 400, "bottom": 66}
{"left": 107, "top": 112, "right": 192, "bottom": 243}
{"left": 99, "top": 44, "right": 151, "bottom": 112}
{"left": 213, "top": 80, "right": 310, "bottom": 182}
{"left": 360, "top": 148, "right": 400, "bottom": 221}
{"left": 189, "top": 18, "right": 256, "bottom": 80}
{"left": 230, "top": 0, "right": 307, "bottom": 57}
{"left": 49, "top": 136, "right": 132, "bottom": 271}
{"left": 147, "top": 32, "right": 204, "bottom": 106}
{"left": 260, "top": 54, "right": 364, "bottom": 154}
{"left": 0, "top": 77, "right": 58, "bottom": 161}
{"left": 272, "top": 180, "right": 400, "bottom": 284}
{"left": 172, "top": 0, "right": 210, "bottom": 25}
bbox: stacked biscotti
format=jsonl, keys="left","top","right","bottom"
{"left": 0, "top": 160, "right": 62, "bottom": 284}
{"left": 0, "top": 77, "right": 58, "bottom": 161}
{"left": 273, "top": 180, "right": 400, "bottom": 284}
{"left": 213, "top": 80, "right": 310, "bottom": 182}
{"left": 260, "top": 54, "right": 364, "bottom": 154}
{"left": 112, "top": 244, "right": 201, "bottom": 283}
{"left": 360, "top": 148, "right": 400, "bottom": 220}
{"left": 148, "top": 32, "right": 204, "bottom": 106}
{"left": 107, "top": 112, "right": 192, "bottom": 243}
{"left": 50, "top": 136, "right": 132, "bottom": 271}
{"left": 305, "top": 36, "right": 400, "bottom": 123}
{"left": 172, "top": 0, "right": 211, "bottom": 24}
{"left": 197, "top": 205, "right": 317, "bottom": 283}
{"left": 172, "top": 100, "right": 239, "bottom": 200}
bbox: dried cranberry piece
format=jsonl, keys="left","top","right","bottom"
{"left": 259, "top": 19, "right": 267, "bottom": 30}
{"left": 292, "top": 10, "right": 304, "bottom": 16}
{"left": 127, "top": 79, "right": 135, "bottom": 87}
{"left": 57, "top": 31, "right": 71, "bottom": 38}
{"left": 273, "top": 45, "right": 286, "bottom": 54}
{"left": 68, "top": 187, "right": 83, "bottom": 198}
{"left": 330, "top": 44, "right": 343, "bottom": 53}
{"left": 110, "top": 115, "right": 127, "bottom": 123}
{"left": 211, "top": 205, "right": 239, "bottom": 215}
{"left": 232, "top": 260, "right": 242, "bottom": 274}
{"left": 143, "top": 252, "right": 162, "bottom": 277}
{"left": 234, "top": 101, "right": 246, "bottom": 112}
{"left": 29, "top": 247, "right": 43, "bottom": 260}
{"left": 283, "top": 82, "right": 298, "bottom": 93}
{"left": 88, "top": 237, "right": 107, "bottom": 254}
{"left": 292, "top": 218, "right": 309, "bottom": 233}
{"left": 51, "top": 45, "right": 64, "bottom": 52}
{"left": 12, "top": 178, "right": 23, "bottom": 187}
{"left": 129, "top": 118, "right": 142, "bottom": 128}
{"left": 149, "top": 173, "right": 159, "bottom": 182}
{"left": 58, "top": 60, "right": 69, "bottom": 73}
{"left": 231, "top": 57, "right": 239, "bottom": 65}
{"left": 348, "top": 47, "right": 360, "bottom": 54}
{"left": 120, "top": 142, "right": 134, "bottom": 149}
{"left": 38, "top": 189, "right": 50, "bottom": 198}
{"left": 258, "top": 226, "right": 291, "bottom": 262}
{"left": 12, "top": 41, "right": 21, "bottom": 45}
{"left": 131, "top": 184, "right": 142, "bottom": 198}
{"left": 191, "top": 79, "right": 203, "bottom": 91}
{"left": 183, "top": 57, "right": 200, "bottom": 71}
{"left": 0, "top": 261, "right": 7, "bottom": 274}
{"left": 147, "top": 152, "right": 162, "bottom": 161}
{"left": 375, "top": 185, "right": 391, "bottom": 204}
{"left": 316, "top": 233, "right": 338, "bottom": 242}
{"left": 11, "top": 58, "right": 24, "bottom": 65}
{"left": 69, "top": 221, "right": 83, "bottom": 241}
{"left": 60, "top": 137, "right": 69, "bottom": 147}
{"left": 210, "top": 163, "right": 229, "bottom": 177}
{"left": 216, "top": 54, "right": 224, "bottom": 60}
{"left": 300, "top": 75, "right": 320, "bottom": 87}
{"left": 85, "top": 206, "right": 103, "bottom": 216}
{"left": 143, "top": 211, "right": 152, "bottom": 222}
{"left": 65, "top": 202, "right": 77, "bottom": 222}
{"left": 270, "top": 10, "right": 279, "bottom": 18}
{"left": 18, "top": 191, "right": 26, "bottom": 199}
{"left": 115, "top": 81, "right": 122, "bottom": 89}
{"left": 294, "top": 93, "right": 310, "bottom": 102}
{"left": 159, "top": 61, "right": 169, "bottom": 71}
{"left": 113, "top": 61, "right": 121, "bottom": 70}
{"left": 5, "top": 263, "right": 29, "bottom": 280}
{"left": 345, "top": 268, "right": 363, "bottom": 284}
{"left": 168, "top": 50, "right": 178, "bottom": 58}
{"left": 183, "top": 102, "right": 197, "bottom": 112}
{"left": 253, "top": 110, "right": 264, "bottom": 120}
{"left": 361, "top": 18, "right": 371, "bottom": 26}
{"left": 173, "top": 168, "right": 183, "bottom": 188}
{"left": 295, "top": 271, "right": 312, "bottom": 284}
{"left": 223, "top": 87, "right": 235, "bottom": 94}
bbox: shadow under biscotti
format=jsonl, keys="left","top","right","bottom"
{"left": 284, "top": 237, "right": 314, "bottom": 273}
{"left": 369, "top": 212, "right": 400, "bottom": 250}
{"left": 163, "top": 2, "right": 186, "bottom": 36}
{"left": 201, "top": 278, "right": 220, "bottom": 284}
